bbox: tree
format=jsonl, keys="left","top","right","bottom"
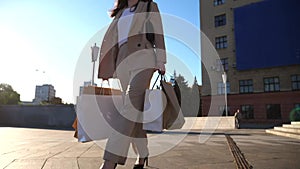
{"left": 175, "top": 74, "right": 189, "bottom": 91}
{"left": 174, "top": 73, "right": 191, "bottom": 117}
{"left": 190, "top": 76, "right": 201, "bottom": 117}
{"left": 172, "top": 72, "right": 202, "bottom": 117}
{"left": 0, "top": 83, "right": 20, "bottom": 105}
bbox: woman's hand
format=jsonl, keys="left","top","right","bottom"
{"left": 156, "top": 62, "right": 166, "bottom": 75}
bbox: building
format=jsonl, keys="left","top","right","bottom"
{"left": 34, "top": 84, "right": 56, "bottom": 104}
{"left": 200, "top": 0, "right": 300, "bottom": 126}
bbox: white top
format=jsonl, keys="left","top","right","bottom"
{"left": 118, "top": 8, "right": 134, "bottom": 46}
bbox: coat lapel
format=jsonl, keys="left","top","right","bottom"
{"left": 110, "top": 2, "right": 147, "bottom": 43}
{"left": 115, "top": 8, "right": 125, "bottom": 19}
{"left": 109, "top": 8, "right": 125, "bottom": 47}
{"left": 129, "top": 1, "right": 146, "bottom": 35}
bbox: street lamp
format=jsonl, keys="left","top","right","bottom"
{"left": 91, "top": 43, "right": 99, "bottom": 86}
{"left": 222, "top": 72, "right": 228, "bottom": 116}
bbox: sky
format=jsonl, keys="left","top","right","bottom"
{"left": 0, "top": 0, "right": 200, "bottom": 104}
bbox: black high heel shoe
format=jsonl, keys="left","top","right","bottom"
{"left": 133, "top": 157, "right": 148, "bottom": 169}
{"left": 100, "top": 162, "right": 117, "bottom": 169}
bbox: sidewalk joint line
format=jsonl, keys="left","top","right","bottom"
{"left": 40, "top": 142, "right": 78, "bottom": 169}
{"left": 76, "top": 143, "right": 94, "bottom": 169}
{"left": 3, "top": 159, "right": 16, "bottom": 169}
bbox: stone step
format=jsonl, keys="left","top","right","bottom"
{"left": 291, "top": 121, "right": 300, "bottom": 126}
{"left": 274, "top": 127, "right": 300, "bottom": 134}
{"left": 266, "top": 129, "right": 300, "bottom": 140}
{"left": 282, "top": 124, "right": 300, "bottom": 129}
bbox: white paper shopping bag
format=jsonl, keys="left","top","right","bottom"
{"left": 143, "top": 89, "right": 167, "bottom": 132}
{"left": 76, "top": 94, "right": 123, "bottom": 142}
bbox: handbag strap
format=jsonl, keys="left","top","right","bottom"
{"left": 147, "top": 0, "right": 153, "bottom": 14}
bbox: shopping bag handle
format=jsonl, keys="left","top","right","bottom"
{"left": 151, "top": 74, "right": 167, "bottom": 90}
{"left": 99, "top": 80, "right": 110, "bottom": 95}
{"left": 99, "top": 79, "right": 123, "bottom": 95}
{"left": 151, "top": 75, "right": 160, "bottom": 90}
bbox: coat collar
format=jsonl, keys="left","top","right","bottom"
{"left": 111, "top": 1, "right": 147, "bottom": 43}
{"left": 115, "top": 1, "right": 146, "bottom": 19}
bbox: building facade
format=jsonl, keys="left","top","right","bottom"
{"left": 34, "top": 84, "right": 56, "bottom": 104}
{"left": 200, "top": 0, "right": 300, "bottom": 125}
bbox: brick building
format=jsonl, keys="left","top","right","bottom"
{"left": 200, "top": 0, "right": 300, "bottom": 126}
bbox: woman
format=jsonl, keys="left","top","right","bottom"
{"left": 98, "top": 0, "right": 166, "bottom": 168}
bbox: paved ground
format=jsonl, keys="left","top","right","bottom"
{"left": 0, "top": 127, "right": 299, "bottom": 169}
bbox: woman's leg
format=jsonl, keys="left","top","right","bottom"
{"left": 103, "top": 68, "right": 154, "bottom": 165}
{"left": 129, "top": 69, "right": 155, "bottom": 159}
{"left": 132, "top": 122, "right": 149, "bottom": 166}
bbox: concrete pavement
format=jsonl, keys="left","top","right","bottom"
{"left": 0, "top": 127, "right": 299, "bottom": 169}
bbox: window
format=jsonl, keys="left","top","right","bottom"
{"left": 266, "top": 104, "right": 281, "bottom": 119}
{"left": 216, "top": 58, "right": 229, "bottom": 71}
{"left": 239, "top": 79, "right": 253, "bottom": 93}
{"left": 218, "top": 82, "right": 230, "bottom": 95}
{"left": 215, "top": 14, "right": 226, "bottom": 27}
{"left": 214, "top": 0, "right": 225, "bottom": 6}
{"left": 215, "top": 36, "right": 228, "bottom": 49}
{"left": 264, "top": 77, "right": 280, "bottom": 92}
{"left": 292, "top": 75, "right": 300, "bottom": 90}
{"left": 241, "top": 105, "right": 254, "bottom": 119}
{"left": 221, "top": 58, "right": 229, "bottom": 71}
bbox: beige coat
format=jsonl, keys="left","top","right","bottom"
{"left": 98, "top": 1, "right": 166, "bottom": 79}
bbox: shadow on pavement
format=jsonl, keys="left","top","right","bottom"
{"left": 147, "top": 130, "right": 251, "bottom": 136}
